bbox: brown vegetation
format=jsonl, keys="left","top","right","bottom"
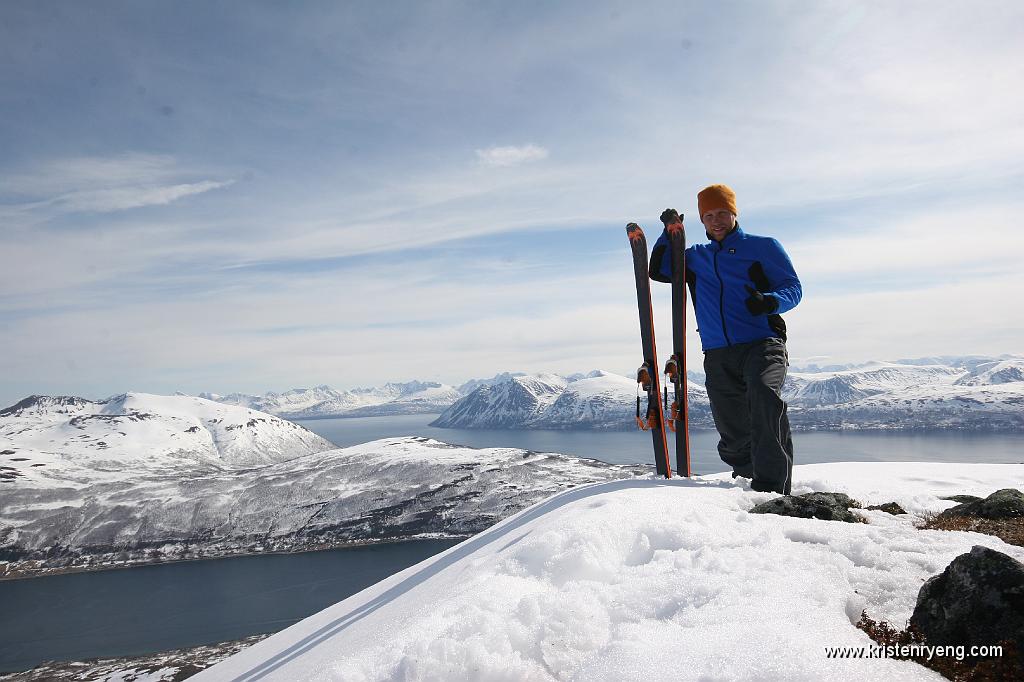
{"left": 856, "top": 611, "right": 1020, "bottom": 681}
{"left": 920, "top": 514, "right": 1024, "bottom": 548}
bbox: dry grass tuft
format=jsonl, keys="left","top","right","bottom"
{"left": 856, "top": 611, "right": 1020, "bottom": 681}
{"left": 919, "top": 514, "right": 1024, "bottom": 548}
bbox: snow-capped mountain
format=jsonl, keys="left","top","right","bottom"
{"left": 790, "top": 382, "right": 1024, "bottom": 430}
{"left": 782, "top": 361, "right": 963, "bottom": 407}
{"left": 433, "top": 358, "right": 1024, "bottom": 432}
{"left": 954, "top": 358, "right": 1024, "bottom": 386}
{"left": 784, "top": 358, "right": 1024, "bottom": 430}
{"left": 0, "top": 396, "right": 644, "bottom": 577}
{"left": 0, "top": 392, "right": 333, "bottom": 472}
{"left": 343, "top": 382, "right": 465, "bottom": 417}
{"left": 202, "top": 380, "right": 462, "bottom": 419}
{"left": 527, "top": 371, "right": 713, "bottom": 430}
{"left": 430, "top": 373, "right": 569, "bottom": 428}
{"left": 432, "top": 371, "right": 715, "bottom": 430}
{"left": 455, "top": 372, "right": 528, "bottom": 395}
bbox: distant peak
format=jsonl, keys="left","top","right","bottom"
{"left": 0, "top": 394, "right": 96, "bottom": 416}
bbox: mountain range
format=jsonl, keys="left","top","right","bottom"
{"left": 0, "top": 393, "right": 641, "bottom": 578}
{"left": 195, "top": 356, "right": 1024, "bottom": 431}
{"left": 432, "top": 358, "right": 1024, "bottom": 432}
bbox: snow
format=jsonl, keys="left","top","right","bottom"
{"left": 433, "top": 360, "right": 1024, "bottom": 431}
{"left": 195, "top": 462, "right": 1024, "bottom": 681}
{"left": 1, "top": 434, "right": 643, "bottom": 575}
{"left": 0, "top": 392, "right": 334, "bottom": 486}
{"left": 202, "top": 381, "right": 465, "bottom": 418}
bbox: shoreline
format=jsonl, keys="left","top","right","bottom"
{"left": 0, "top": 533, "right": 469, "bottom": 582}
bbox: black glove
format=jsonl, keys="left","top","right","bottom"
{"left": 660, "top": 208, "right": 681, "bottom": 226}
{"left": 744, "top": 285, "right": 778, "bottom": 315}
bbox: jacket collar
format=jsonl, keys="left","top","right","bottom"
{"left": 710, "top": 224, "right": 745, "bottom": 249}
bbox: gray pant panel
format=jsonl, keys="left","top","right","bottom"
{"left": 704, "top": 338, "right": 793, "bottom": 494}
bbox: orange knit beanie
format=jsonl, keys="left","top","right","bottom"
{"left": 697, "top": 184, "right": 738, "bottom": 218}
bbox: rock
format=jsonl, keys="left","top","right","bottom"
{"left": 910, "top": 546, "right": 1024, "bottom": 654}
{"left": 865, "top": 502, "right": 907, "bottom": 515}
{"left": 750, "top": 492, "right": 862, "bottom": 523}
{"left": 941, "top": 489, "right": 1024, "bottom": 520}
{"left": 941, "top": 494, "right": 983, "bottom": 504}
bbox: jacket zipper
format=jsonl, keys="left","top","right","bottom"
{"left": 713, "top": 244, "right": 732, "bottom": 346}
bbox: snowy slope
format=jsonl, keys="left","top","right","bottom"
{"left": 342, "top": 383, "right": 465, "bottom": 417}
{"left": 531, "top": 371, "right": 712, "bottom": 430}
{"left": 792, "top": 382, "right": 1024, "bottom": 430}
{"left": 0, "top": 392, "right": 333, "bottom": 476}
{"left": 954, "top": 358, "right": 1024, "bottom": 386}
{"left": 530, "top": 371, "right": 638, "bottom": 429}
{"left": 195, "top": 462, "right": 1024, "bottom": 681}
{"left": 430, "top": 374, "right": 570, "bottom": 428}
{"left": 0, "top": 429, "right": 644, "bottom": 576}
{"left": 434, "top": 371, "right": 712, "bottom": 430}
{"left": 783, "top": 362, "right": 962, "bottom": 407}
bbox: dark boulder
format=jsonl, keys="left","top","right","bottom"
{"left": 865, "top": 502, "right": 907, "bottom": 515}
{"left": 941, "top": 494, "right": 983, "bottom": 504}
{"left": 910, "top": 545, "right": 1024, "bottom": 654}
{"left": 941, "top": 489, "right": 1024, "bottom": 520}
{"left": 750, "top": 492, "right": 861, "bottom": 523}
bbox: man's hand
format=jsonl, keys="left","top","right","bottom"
{"left": 744, "top": 285, "right": 778, "bottom": 315}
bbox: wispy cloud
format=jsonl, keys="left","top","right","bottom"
{"left": 476, "top": 144, "right": 549, "bottom": 168}
{"left": 0, "top": 154, "right": 234, "bottom": 214}
{"left": 2, "top": 1, "right": 1023, "bottom": 404}
{"left": 44, "top": 180, "right": 233, "bottom": 213}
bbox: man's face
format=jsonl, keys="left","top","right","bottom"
{"left": 701, "top": 208, "right": 736, "bottom": 242}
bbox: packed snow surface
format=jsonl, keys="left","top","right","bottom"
{"left": 197, "top": 462, "right": 1024, "bottom": 681}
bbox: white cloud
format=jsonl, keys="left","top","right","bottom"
{"left": 0, "top": 154, "right": 234, "bottom": 214}
{"left": 787, "top": 202, "right": 1024, "bottom": 281}
{"left": 785, "top": 271, "right": 1024, "bottom": 366}
{"left": 47, "top": 180, "right": 234, "bottom": 213}
{"left": 475, "top": 144, "right": 549, "bottom": 168}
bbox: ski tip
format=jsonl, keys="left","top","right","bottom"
{"left": 626, "top": 223, "right": 644, "bottom": 241}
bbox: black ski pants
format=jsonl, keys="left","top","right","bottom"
{"left": 703, "top": 337, "right": 793, "bottom": 494}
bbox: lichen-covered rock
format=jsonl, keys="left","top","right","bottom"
{"left": 865, "top": 502, "right": 907, "bottom": 515}
{"left": 941, "top": 489, "right": 1024, "bottom": 519}
{"left": 941, "top": 494, "right": 983, "bottom": 504}
{"left": 749, "top": 492, "right": 862, "bottom": 523}
{"left": 910, "top": 545, "right": 1024, "bottom": 654}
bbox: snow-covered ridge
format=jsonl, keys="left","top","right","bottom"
{"left": 0, "top": 415, "right": 643, "bottom": 577}
{"left": 784, "top": 359, "right": 1024, "bottom": 430}
{"left": 201, "top": 380, "right": 464, "bottom": 419}
{"left": 0, "top": 392, "right": 333, "bottom": 475}
{"left": 195, "top": 462, "right": 1024, "bottom": 681}
{"left": 955, "top": 358, "right": 1024, "bottom": 386}
{"left": 434, "top": 358, "right": 1024, "bottom": 431}
{"left": 430, "top": 373, "right": 570, "bottom": 429}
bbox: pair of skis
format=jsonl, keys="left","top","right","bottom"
{"left": 626, "top": 219, "right": 691, "bottom": 479}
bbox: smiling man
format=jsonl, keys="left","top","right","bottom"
{"left": 650, "top": 184, "right": 802, "bottom": 494}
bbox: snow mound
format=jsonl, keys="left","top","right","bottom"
{"left": 197, "top": 462, "right": 1024, "bottom": 681}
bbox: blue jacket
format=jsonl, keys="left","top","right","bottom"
{"left": 650, "top": 224, "right": 802, "bottom": 350}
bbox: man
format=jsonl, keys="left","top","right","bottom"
{"left": 650, "top": 184, "right": 801, "bottom": 494}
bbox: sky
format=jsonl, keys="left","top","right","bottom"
{"left": 2, "top": 0, "right": 1023, "bottom": 406}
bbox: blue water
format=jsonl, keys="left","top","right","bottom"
{"left": 297, "top": 413, "right": 1024, "bottom": 471}
{"left": 0, "top": 539, "right": 461, "bottom": 674}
